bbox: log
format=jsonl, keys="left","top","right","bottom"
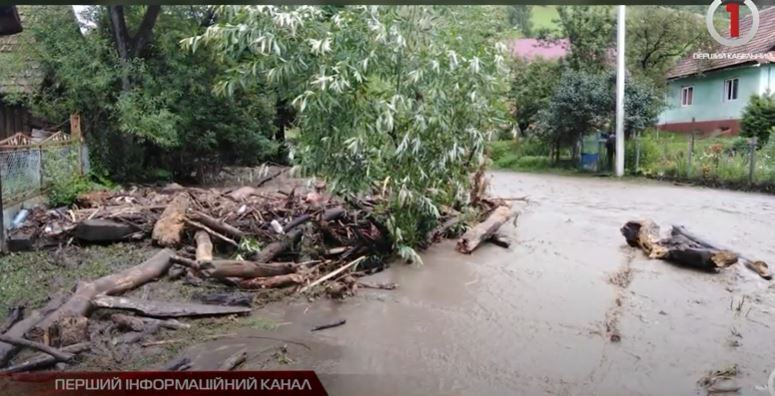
{"left": 253, "top": 228, "right": 303, "bottom": 263}
{"left": 311, "top": 319, "right": 346, "bottom": 332}
{"left": 282, "top": 207, "right": 345, "bottom": 233}
{"left": 75, "top": 219, "right": 135, "bottom": 242}
{"left": 189, "top": 211, "right": 245, "bottom": 240}
{"left": 488, "top": 233, "right": 511, "bottom": 248}
{"left": 184, "top": 219, "right": 238, "bottom": 247}
{"left": 205, "top": 260, "right": 297, "bottom": 279}
{"left": 195, "top": 291, "right": 254, "bottom": 307}
{"left": 456, "top": 206, "right": 516, "bottom": 254}
{"left": 0, "top": 293, "right": 67, "bottom": 367}
{"left": 671, "top": 225, "right": 771, "bottom": 280}
{"left": 218, "top": 348, "right": 247, "bottom": 371}
{"left": 238, "top": 273, "right": 305, "bottom": 289}
{"left": 91, "top": 296, "right": 251, "bottom": 318}
{"left": 152, "top": 193, "right": 190, "bottom": 247}
{"left": 171, "top": 255, "right": 200, "bottom": 270}
{"left": 621, "top": 221, "right": 738, "bottom": 272}
{"left": 194, "top": 230, "right": 213, "bottom": 265}
{"left": 0, "top": 342, "right": 90, "bottom": 374}
{"left": 0, "top": 307, "right": 24, "bottom": 333}
{"left": 31, "top": 249, "right": 175, "bottom": 340}
{"left": 0, "top": 335, "right": 73, "bottom": 362}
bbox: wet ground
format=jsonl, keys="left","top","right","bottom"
{"left": 183, "top": 172, "right": 775, "bottom": 395}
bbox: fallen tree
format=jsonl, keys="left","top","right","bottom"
{"left": 30, "top": 249, "right": 175, "bottom": 344}
{"left": 91, "top": 296, "right": 251, "bottom": 318}
{"left": 456, "top": 205, "right": 516, "bottom": 254}
{"left": 621, "top": 220, "right": 738, "bottom": 272}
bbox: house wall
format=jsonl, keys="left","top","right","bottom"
{"left": 657, "top": 65, "right": 769, "bottom": 135}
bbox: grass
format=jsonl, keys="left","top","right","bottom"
{"left": 531, "top": 6, "right": 560, "bottom": 32}
{"left": 0, "top": 243, "right": 155, "bottom": 318}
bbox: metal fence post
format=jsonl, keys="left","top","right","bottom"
{"left": 748, "top": 137, "right": 757, "bottom": 186}
{"left": 687, "top": 132, "right": 695, "bottom": 178}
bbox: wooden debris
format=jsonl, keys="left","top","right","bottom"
{"left": 0, "top": 343, "right": 90, "bottom": 374}
{"left": 152, "top": 193, "right": 190, "bottom": 247}
{"left": 162, "top": 356, "right": 192, "bottom": 371}
{"left": 488, "top": 233, "right": 511, "bottom": 248}
{"left": 91, "top": 296, "right": 251, "bottom": 318}
{"left": 205, "top": 260, "right": 297, "bottom": 279}
{"left": 0, "top": 335, "right": 73, "bottom": 362}
{"left": 253, "top": 229, "right": 302, "bottom": 263}
{"left": 194, "top": 230, "right": 213, "bottom": 265}
{"left": 357, "top": 281, "right": 398, "bottom": 290}
{"left": 30, "top": 249, "right": 175, "bottom": 341}
{"left": 621, "top": 221, "right": 739, "bottom": 272}
{"left": 74, "top": 219, "right": 135, "bottom": 242}
{"left": 300, "top": 256, "right": 366, "bottom": 294}
{"left": 0, "top": 293, "right": 67, "bottom": 367}
{"left": 218, "top": 348, "right": 247, "bottom": 371}
{"left": 671, "top": 225, "right": 771, "bottom": 280}
{"left": 189, "top": 211, "right": 245, "bottom": 240}
{"left": 238, "top": 273, "right": 305, "bottom": 289}
{"left": 311, "top": 319, "right": 346, "bottom": 332}
{"left": 184, "top": 219, "right": 238, "bottom": 247}
{"left": 457, "top": 206, "right": 516, "bottom": 254}
{"left": 0, "top": 307, "right": 24, "bottom": 334}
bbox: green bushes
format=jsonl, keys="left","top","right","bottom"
{"left": 42, "top": 148, "right": 98, "bottom": 207}
{"left": 741, "top": 93, "right": 775, "bottom": 147}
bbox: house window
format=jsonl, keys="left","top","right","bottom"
{"left": 681, "top": 86, "right": 694, "bottom": 106}
{"left": 723, "top": 78, "right": 739, "bottom": 101}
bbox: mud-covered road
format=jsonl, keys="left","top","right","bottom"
{"left": 185, "top": 172, "right": 775, "bottom": 395}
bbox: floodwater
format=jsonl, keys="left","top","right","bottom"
{"left": 185, "top": 172, "right": 775, "bottom": 396}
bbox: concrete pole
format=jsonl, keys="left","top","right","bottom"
{"left": 615, "top": 5, "right": 626, "bottom": 177}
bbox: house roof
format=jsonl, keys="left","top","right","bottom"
{"left": 508, "top": 38, "right": 569, "bottom": 61}
{"left": 666, "top": 6, "right": 775, "bottom": 80}
{"left": 0, "top": 6, "right": 72, "bottom": 95}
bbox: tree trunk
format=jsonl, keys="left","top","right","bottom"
{"left": 194, "top": 230, "right": 213, "bottom": 265}
{"left": 189, "top": 211, "right": 245, "bottom": 240}
{"left": 91, "top": 296, "right": 251, "bottom": 318}
{"left": 238, "top": 273, "right": 305, "bottom": 289}
{"left": 456, "top": 206, "right": 516, "bottom": 254}
{"left": 31, "top": 249, "right": 175, "bottom": 340}
{"left": 205, "top": 260, "right": 297, "bottom": 279}
{"left": 253, "top": 228, "right": 303, "bottom": 263}
{"left": 152, "top": 193, "right": 190, "bottom": 247}
{"left": 621, "top": 220, "right": 738, "bottom": 272}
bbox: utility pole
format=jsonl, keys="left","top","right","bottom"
{"left": 615, "top": 5, "right": 626, "bottom": 177}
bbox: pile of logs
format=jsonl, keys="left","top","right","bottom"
{"left": 621, "top": 219, "right": 771, "bottom": 279}
{"left": 0, "top": 171, "right": 519, "bottom": 373}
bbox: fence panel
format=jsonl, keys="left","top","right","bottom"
{"left": 1, "top": 141, "right": 86, "bottom": 205}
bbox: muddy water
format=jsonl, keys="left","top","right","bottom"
{"left": 186, "top": 172, "right": 775, "bottom": 396}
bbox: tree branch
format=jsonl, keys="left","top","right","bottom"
{"left": 130, "top": 5, "right": 162, "bottom": 58}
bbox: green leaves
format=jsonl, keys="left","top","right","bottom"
{"left": 193, "top": 6, "right": 508, "bottom": 252}
{"left": 741, "top": 93, "right": 775, "bottom": 147}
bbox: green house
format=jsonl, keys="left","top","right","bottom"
{"left": 657, "top": 6, "right": 775, "bottom": 136}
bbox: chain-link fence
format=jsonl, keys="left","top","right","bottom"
{"left": 0, "top": 140, "right": 88, "bottom": 205}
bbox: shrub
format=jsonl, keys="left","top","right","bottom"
{"left": 625, "top": 131, "right": 661, "bottom": 174}
{"left": 740, "top": 92, "right": 775, "bottom": 147}
{"left": 42, "top": 148, "right": 97, "bottom": 207}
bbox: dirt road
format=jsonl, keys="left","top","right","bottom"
{"left": 184, "top": 172, "right": 775, "bottom": 395}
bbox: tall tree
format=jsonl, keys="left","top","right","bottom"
{"left": 552, "top": 6, "right": 614, "bottom": 73}
{"left": 106, "top": 6, "right": 162, "bottom": 90}
{"left": 626, "top": 6, "right": 709, "bottom": 86}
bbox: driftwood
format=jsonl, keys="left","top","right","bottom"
{"left": 205, "top": 260, "right": 297, "bottom": 279}
{"left": 0, "top": 335, "right": 73, "bottom": 362}
{"left": 456, "top": 206, "right": 516, "bottom": 254}
{"left": 0, "top": 307, "right": 24, "bottom": 334}
{"left": 621, "top": 221, "right": 738, "bottom": 272}
{"left": 0, "top": 342, "right": 90, "bottom": 374}
{"left": 671, "top": 225, "right": 771, "bottom": 280}
{"left": 91, "top": 296, "right": 251, "bottom": 318}
{"left": 238, "top": 273, "right": 305, "bottom": 289}
{"left": 253, "top": 229, "right": 303, "bottom": 263}
{"left": 152, "top": 193, "right": 190, "bottom": 247}
{"left": 184, "top": 219, "right": 238, "bottom": 247}
{"left": 0, "top": 293, "right": 67, "bottom": 367}
{"left": 311, "top": 319, "right": 346, "bottom": 332}
{"left": 31, "top": 249, "right": 175, "bottom": 341}
{"left": 194, "top": 230, "right": 213, "bottom": 265}
{"left": 190, "top": 211, "right": 245, "bottom": 240}
{"left": 300, "top": 257, "right": 365, "bottom": 293}
{"left": 218, "top": 348, "right": 247, "bottom": 371}
{"left": 111, "top": 314, "right": 190, "bottom": 332}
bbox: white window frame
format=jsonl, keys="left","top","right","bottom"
{"left": 681, "top": 86, "right": 694, "bottom": 107}
{"left": 723, "top": 78, "right": 739, "bottom": 102}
